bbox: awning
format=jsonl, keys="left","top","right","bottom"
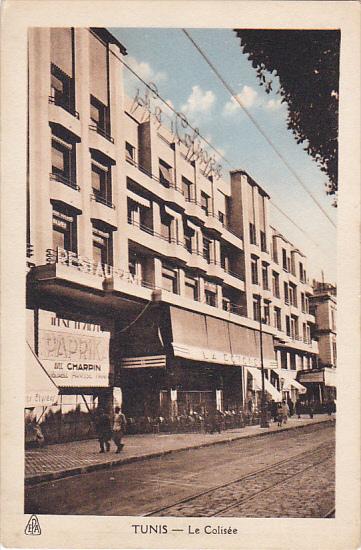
{"left": 127, "top": 189, "right": 151, "bottom": 208}
{"left": 26, "top": 343, "right": 59, "bottom": 407}
{"left": 274, "top": 369, "right": 307, "bottom": 394}
{"left": 247, "top": 367, "right": 282, "bottom": 401}
{"left": 169, "top": 306, "right": 277, "bottom": 369}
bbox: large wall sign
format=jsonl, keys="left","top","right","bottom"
{"left": 38, "top": 311, "right": 111, "bottom": 388}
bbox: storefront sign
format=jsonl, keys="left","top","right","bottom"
{"left": 47, "top": 247, "right": 142, "bottom": 286}
{"left": 298, "top": 371, "right": 324, "bottom": 383}
{"left": 38, "top": 311, "right": 110, "bottom": 387}
{"left": 172, "top": 342, "right": 277, "bottom": 369}
{"left": 130, "top": 83, "right": 223, "bottom": 180}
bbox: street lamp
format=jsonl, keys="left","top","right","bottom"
{"left": 257, "top": 295, "right": 269, "bottom": 428}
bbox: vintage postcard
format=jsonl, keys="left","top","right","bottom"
{"left": 1, "top": 1, "right": 360, "bottom": 549}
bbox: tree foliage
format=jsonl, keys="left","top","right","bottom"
{"left": 234, "top": 30, "right": 340, "bottom": 198}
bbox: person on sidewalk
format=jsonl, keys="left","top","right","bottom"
{"left": 308, "top": 400, "right": 315, "bottom": 419}
{"left": 112, "top": 406, "right": 127, "bottom": 453}
{"left": 295, "top": 398, "right": 302, "bottom": 419}
{"left": 95, "top": 408, "right": 112, "bottom": 453}
{"left": 281, "top": 400, "right": 289, "bottom": 424}
{"left": 276, "top": 402, "right": 284, "bottom": 427}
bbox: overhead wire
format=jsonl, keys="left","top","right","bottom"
{"left": 110, "top": 29, "right": 334, "bottom": 257}
{"left": 181, "top": 28, "right": 337, "bottom": 230}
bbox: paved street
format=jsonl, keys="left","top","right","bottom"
{"left": 25, "top": 420, "right": 335, "bottom": 517}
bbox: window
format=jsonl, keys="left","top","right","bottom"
{"left": 274, "top": 307, "right": 282, "bottom": 330}
{"left": 285, "top": 315, "right": 291, "bottom": 337}
{"left": 162, "top": 264, "right": 178, "bottom": 294}
{"left": 200, "top": 192, "right": 210, "bottom": 215}
{"left": 260, "top": 231, "right": 267, "bottom": 252}
{"left": 91, "top": 159, "right": 113, "bottom": 207}
{"left": 182, "top": 177, "right": 194, "bottom": 201}
{"left": 253, "top": 296, "right": 260, "bottom": 321}
{"left": 306, "top": 324, "right": 311, "bottom": 343}
{"left": 185, "top": 275, "right": 198, "bottom": 301}
{"left": 332, "top": 340, "right": 337, "bottom": 365}
{"left": 203, "top": 237, "right": 212, "bottom": 263}
{"left": 218, "top": 211, "right": 225, "bottom": 225}
{"left": 251, "top": 256, "right": 258, "bottom": 285}
{"left": 290, "top": 354, "right": 296, "bottom": 370}
{"left": 262, "top": 262, "right": 269, "bottom": 290}
{"left": 303, "top": 322, "right": 307, "bottom": 343}
{"left": 272, "top": 271, "right": 280, "bottom": 298}
{"left": 92, "top": 225, "right": 113, "bottom": 266}
{"left": 331, "top": 309, "right": 336, "bottom": 331}
{"left": 90, "top": 95, "right": 112, "bottom": 141}
{"left": 161, "top": 215, "right": 173, "bottom": 243}
{"left": 263, "top": 303, "right": 270, "bottom": 325}
{"left": 301, "top": 292, "right": 306, "bottom": 312}
{"left": 159, "top": 159, "right": 173, "bottom": 187}
{"left": 272, "top": 237, "right": 278, "bottom": 263}
{"left": 289, "top": 283, "right": 297, "bottom": 307}
{"left": 52, "top": 208, "right": 77, "bottom": 252}
{"left": 128, "top": 251, "right": 144, "bottom": 282}
{"left": 221, "top": 247, "right": 229, "bottom": 271}
{"left": 125, "top": 142, "right": 136, "bottom": 164}
{"left": 205, "top": 290, "right": 216, "bottom": 307}
{"left": 282, "top": 248, "right": 288, "bottom": 271}
{"left": 290, "top": 316, "right": 298, "bottom": 339}
{"left": 51, "top": 63, "right": 75, "bottom": 115}
{"left": 299, "top": 262, "right": 305, "bottom": 282}
{"left": 249, "top": 223, "right": 257, "bottom": 245}
{"left": 284, "top": 282, "right": 289, "bottom": 304}
{"left": 222, "top": 297, "right": 231, "bottom": 312}
{"left": 51, "top": 134, "right": 77, "bottom": 188}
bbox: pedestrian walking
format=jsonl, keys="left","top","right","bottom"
{"left": 281, "top": 400, "right": 289, "bottom": 424}
{"left": 95, "top": 408, "right": 112, "bottom": 453}
{"left": 308, "top": 400, "right": 315, "bottom": 419}
{"left": 295, "top": 398, "right": 302, "bottom": 419}
{"left": 276, "top": 402, "right": 283, "bottom": 427}
{"left": 287, "top": 398, "right": 294, "bottom": 417}
{"left": 270, "top": 400, "right": 278, "bottom": 423}
{"left": 112, "top": 406, "right": 127, "bottom": 453}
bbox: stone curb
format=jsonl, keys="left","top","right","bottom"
{"left": 25, "top": 417, "right": 335, "bottom": 486}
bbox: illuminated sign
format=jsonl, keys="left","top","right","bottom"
{"left": 130, "top": 83, "right": 223, "bottom": 180}
{"left": 38, "top": 311, "right": 111, "bottom": 387}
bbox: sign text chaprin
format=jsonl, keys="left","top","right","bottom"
{"left": 38, "top": 311, "right": 111, "bottom": 387}
{"left": 130, "top": 82, "right": 223, "bottom": 180}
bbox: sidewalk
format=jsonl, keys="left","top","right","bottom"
{"left": 25, "top": 415, "right": 335, "bottom": 485}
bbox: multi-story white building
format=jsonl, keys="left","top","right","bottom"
{"left": 26, "top": 27, "right": 319, "bottom": 422}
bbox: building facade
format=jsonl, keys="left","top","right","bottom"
{"left": 26, "top": 27, "right": 320, "bottom": 426}
{"left": 297, "top": 282, "right": 337, "bottom": 403}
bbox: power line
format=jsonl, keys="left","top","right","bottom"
{"left": 181, "top": 28, "right": 337, "bottom": 230}
{"left": 109, "top": 29, "right": 334, "bottom": 257}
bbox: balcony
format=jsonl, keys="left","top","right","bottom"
{"left": 89, "top": 124, "right": 115, "bottom": 160}
{"left": 127, "top": 218, "right": 188, "bottom": 263}
{"left": 184, "top": 198, "right": 208, "bottom": 224}
{"left": 48, "top": 97, "right": 81, "bottom": 139}
{"left": 29, "top": 247, "right": 152, "bottom": 304}
{"left": 49, "top": 173, "right": 82, "bottom": 211}
{"left": 90, "top": 194, "right": 117, "bottom": 228}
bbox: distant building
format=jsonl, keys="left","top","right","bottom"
{"left": 297, "top": 282, "right": 337, "bottom": 403}
{"left": 26, "top": 27, "right": 322, "bottom": 433}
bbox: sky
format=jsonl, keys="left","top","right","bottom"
{"left": 109, "top": 27, "right": 338, "bottom": 284}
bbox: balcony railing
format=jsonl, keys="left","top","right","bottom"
{"left": 50, "top": 172, "right": 80, "bottom": 191}
{"left": 128, "top": 218, "right": 187, "bottom": 248}
{"left": 89, "top": 123, "right": 114, "bottom": 144}
{"left": 90, "top": 193, "right": 115, "bottom": 209}
{"left": 48, "top": 95, "right": 79, "bottom": 119}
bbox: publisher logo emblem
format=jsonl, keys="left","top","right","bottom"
{"left": 25, "top": 514, "right": 41, "bottom": 535}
